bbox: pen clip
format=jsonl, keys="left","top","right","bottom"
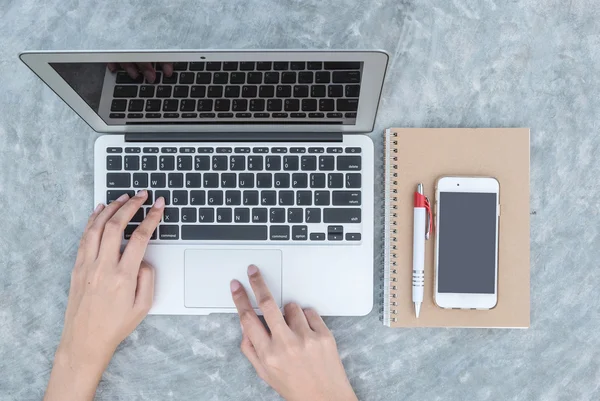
{"left": 425, "top": 196, "right": 433, "bottom": 240}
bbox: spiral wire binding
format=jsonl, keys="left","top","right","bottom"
{"left": 382, "top": 130, "right": 400, "bottom": 326}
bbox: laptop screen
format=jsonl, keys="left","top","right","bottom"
{"left": 49, "top": 60, "right": 363, "bottom": 126}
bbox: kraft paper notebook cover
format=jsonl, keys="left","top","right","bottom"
{"left": 383, "top": 128, "right": 530, "bottom": 328}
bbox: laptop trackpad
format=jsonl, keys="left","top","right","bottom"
{"left": 184, "top": 249, "right": 283, "bottom": 309}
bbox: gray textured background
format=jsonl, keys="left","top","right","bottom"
{"left": 1, "top": 0, "right": 599, "bottom": 400}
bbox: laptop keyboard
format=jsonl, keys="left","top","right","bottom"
{"left": 105, "top": 145, "right": 363, "bottom": 242}
{"left": 108, "top": 61, "right": 361, "bottom": 123}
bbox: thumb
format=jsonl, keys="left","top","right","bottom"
{"left": 133, "top": 261, "right": 155, "bottom": 320}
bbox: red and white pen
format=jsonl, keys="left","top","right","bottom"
{"left": 413, "top": 183, "right": 432, "bottom": 318}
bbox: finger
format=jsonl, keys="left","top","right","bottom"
{"left": 120, "top": 196, "right": 164, "bottom": 272}
{"left": 98, "top": 190, "right": 149, "bottom": 261}
{"left": 107, "top": 63, "right": 117, "bottom": 72}
{"left": 160, "top": 62, "right": 173, "bottom": 77}
{"left": 231, "top": 279, "right": 270, "bottom": 351}
{"left": 136, "top": 62, "right": 156, "bottom": 83}
{"left": 247, "top": 265, "right": 288, "bottom": 333}
{"left": 240, "top": 333, "right": 267, "bottom": 379}
{"left": 303, "top": 308, "right": 330, "bottom": 334}
{"left": 120, "top": 62, "right": 139, "bottom": 79}
{"left": 132, "top": 261, "right": 155, "bottom": 319}
{"left": 84, "top": 194, "right": 130, "bottom": 261}
{"left": 284, "top": 302, "right": 311, "bottom": 334}
{"left": 74, "top": 203, "right": 105, "bottom": 266}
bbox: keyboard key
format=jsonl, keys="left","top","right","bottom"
{"left": 333, "top": 191, "right": 361, "bottom": 206}
{"left": 265, "top": 156, "right": 281, "bottom": 171}
{"left": 260, "top": 190, "right": 276, "bottom": 205}
{"left": 259, "top": 85, "right": 275, "bottom": 98}
{"left": 234, "top": 208, "right": 250, "bottom": 223}
{"left": 163, "top": 147, "right": 178, "bottom": 153}
{"left": 124, "top": 224, "right": 138, "bottom": 239}
{"left": 223, "top": 62, "right": 238, "bottom": 71}
{"left": 244, "top": 191, "right": 259, "bottom": 206}
{"left": 124, "top": 156, "right": 139, "bottom": 170}
{"left": 116, "top": 71, "right": 143, "bottom": 84}
{"left": 292, "top": 173, "right": 308, "bottom": 188}
{"left": 126, "top": 113, "right": 143, "bottom": 119}
{"left": 173, "top": 86, "right": 189, "bottom": 98}
{"left": 337, "top": 156, "right": 361, "bottom": 171}
{"left": 337, "top": 99, "right": 359, "bottom": 112}
{"left": 188, "top": 86, "right": 206, "bottom": 98}
{"left": 232, "top": 99, "right": 248, "bottom": 112}
{"left": 198, "top": 208, "right": 214, "bottom": 222}
{"left": 196, "top": 72, "right": 211, "bottom": 84}
{"left": 319, "top": 156, "right": 335, "bottom": 171}
{"left": 270, "top": 226, "right": 290, "bottom": 240}
{"left": 346, "top": 173, "right": 361, "bottom": 188}
{"left": 230, "top": 72, "right": 245, "bottom": 84}
{"left": 240, "top": 62, "right": 255, "bottom": 71}
{"left": 150, "top": 173, "right": 166, "bottom": 188}
{"left": 181, "top": 207, "right": 197, "bottom": 223}
{"left": 168, "top": 173, "right": 184, "bottom": 188}
{"left": 328, "top": 85, "right": 343, "bottom": 97}
{"left": 284, "top": 99, "right": 300, "bottom": 112}
{"left": 305, "top": 208, "right": 321, "bottom": 223}
{"left": 155, "top": 190, "right": 170, "bottom": 205}
{"left": 324, "top": 208, "right": 361, "bottom": 223}
{"left": 180, "top": 100, "right": 196, "bottom": 112}
{"left": 235, "top": 147, "right": 251, "bottom": 154}
{"left": 270, "top": 208, "right": 285, "bottom": 223}
{"left": 243, "top": 86, "right": 259, "bottom": 98}
{"left": 307, "top": 62, "right": 322, "bottom": 70}
{"left": 238, "top": 173, "right": 254, "bottom": 188}
{"left": 216, "top": 208, "right": 233, "bottom": 223}
{"left": 163, "top": 112, "right": 180, "bottom": 118}
{"left": 206, "top": 62, "right": 221, "bottom": 71}
{"left": 248, "top": 156, "right": 264, "bottom": 171}
{"left": 293, "top": 85, "right": 309, "bottom": 98}
{"left": 197, "top": 147, "right": 214, "bottom": 154}
{"left": 236, "top": 112, "right": 252, "bottom": 118}
{"left": 310, "top": 233, "right": 325, "bottom": 241}
{"left": 215, "top": 99, "right": 231, "bottom": 111}
{"left": 225, "top": 86, "right": 241, "bottom": 98}
{"left": 213, "top": 72, "right": 228, "bottom": 84}
{"left": 190, "top": 190, "right": 206, "bottom": 205}
{"left": 332, "top": 71, "right": 360, "bottom": 83}
{"left": 309, "top": 112, "right": 323, "bottom": 119}
{"left": 272, "top": 147, "right": 287, "bottom": 154}
{"left": 292, "top": 225, "right": 308, "bottom": 240}
{"left": 217, "top": 113, "right": 234, "bottom": 117}
{"left": 283, "top": 156, "right": 299, "bottom": 171}
{"left": 345, "top": 147, "right": 361, "bottom": 154}
{"left": 298, "top": 72, "right": 313, "bottom": 83}
{"left": 204, "top": 173, "right": 219, "bottom": 188}
{"left": 301, "top": 99, "right": 317, "bottom": 111}
{"left": 264, "top": 72, "right": 279, "bottom": 84}
{"left": 132, "top": 173, "right": 148, "bottom": 188}
{"left": 190, "top": 62, "right": 205, "bottom": 71}
{"left": 288, "top": 208, "right": 303, "bottom": 223}
{"left": 111, "top": 99, "right": 127, "bottom": 111}
{"left": 267, "top": 99, "right": 283, "bottom": 111}
{"left": 131, "top": 208, "right": 145, "bottom": 223}
{"left": 197, "top": 99, "right": 213, "bottom": 112}
{"left": 106, "top": 190, "right": 134, "bottom": 203}
{"left": 113, "top": 85, "right": 137, "bottom": 97}
{"left": 156, "top": 86, "right": 172, "bottom": 97}
{"left": 172, "top": 190, "right": 188, "bottom": 205}
{"left": 290, "top": 62, "right": 305, "bottom": 70}
{"left": 252, "top": 208, "right": 267, "bottom": 222}
{"left": 327, "top": 112, "right": 343, "bottom": 118}
{"left": 106, "top": 173, "right": 130, "bottom": 188}
{"left": 194, "top": 156, "right": 210, "bottom": 170}
{"left": 256, "top": 62, "right": 272, "bottom": 71}
{"left": 176, "top": 156, "right": 192, "bottom": 171}
{"left": 145, "top": 99, "right": 161, "bottom": 112}
{"left": 159, "top": 225, "right": 179, "bottom": 240}
{"left": 247, "top": 72, "right": 262, "bottom": 84}
{"left": 319, "top": 99, "right": 335, "bottom": 111}
{"left": 345, "top": 85, "right": 361, "bottom": 97}
{"left": 225, "top": 190, "right": 241, "bottom": 205}
{"left": 172, "top": 62, "right": 188, "bottom": 71}
{"left": 207, "top": 190, "right": 224, "bottom": 205}
{"left": 253, "top": 147, "right": 269, "bottom": 153}
{"left": 159, "top": 156, "right": 175, "bottom": 170}
{"left": 309, "top": 147, "right": 324, "bottom": 154}
{"left": 301, "top": 156, "right": 317, "bottom": 171}
{"left": 324, "top": 62, "right": 361, "bottom": 70}
{"left": 179, "top": 72, "right": 195, "bottom": 84}
{"left": 182, "top": 225, "right": 267, "bottom": 240}
{"left": 346, "top": 233, "right": 361, "bottom": 241}
{"left": 208, "top": 86, "right": 223, "bottom": 98}
{"left": 139, "top": 86, "right": 155, "bottom": 97}
{"left": 328, "top": 173, "right": 344, "bottom": 188}
{"left": 277, "top": 85, "right": 292, "bottom": 98}
{"left": 109, "top": 113, "right": 125, "bottom": 118}
{"left": 328, "top": 232, "right": 343, "bottom": 241}
{"left": 278, "top": 190, "right": 294, "bottom": 206}
{"left": 296, "top": 190, "right": 312, "bottom": 206}
{"left": 311, "top": 85, "right": 326, "bottom": 98}
{"left": 290, "top": 147, "right": 306, "bottom": 153}
{"left": 107, "top": 147, "right": 122, "bottom": 153}
{"left": 146, "top": 113, "right": 162, "bottom": 118}
{"left": 315, "top": 71, "right": 330, "bottom": 83}
{"left": 310, "top": 173, "right": 326, "bottom": 188}
{"left": 273, "top": 62, "right": 288, "bottom": 70}
{"left": 125, "top": 147, "right": 141, "bottom": 153}
{"left": 314, "top": 190, "right": 330, "bottom": 205}
{"left": 221, "top": 173, "right": 236, "bottom": 188}
{"left": 212, "top": 156, "right": 228, "bottom": 170}
{"left": 106, "top": 155, "right": 122, "bottom": 170}
{"left": 327, "top": 147, "right": 343, "bottom": 154}
{"left": 199, "top": 113, "right": 216, "bottom": 118}
{"left": 281, "top": 72, "right": 296, "bottom": 84}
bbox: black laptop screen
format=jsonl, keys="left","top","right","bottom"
{"left": 49, "top": 61, "right": 362, "bottom": 126}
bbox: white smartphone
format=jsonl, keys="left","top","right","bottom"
{"left": 434, "top": 176, "right": 500, "bottom": 309}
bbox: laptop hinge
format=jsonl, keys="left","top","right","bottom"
{"left": 124, "top": 132, "right": 343, "bottom": 142}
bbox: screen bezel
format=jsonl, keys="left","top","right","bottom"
{"left": 19, "top": 49, "right": 388, "bottom": 134}
{"left": 434, "top": 176, "right": 500, "bottom": 309}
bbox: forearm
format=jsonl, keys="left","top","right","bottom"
{"left": 44, "top": 348, "right": 106, "bottom": 401}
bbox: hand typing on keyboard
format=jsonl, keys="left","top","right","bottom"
{"left": 230, "top": 266, "right": 358, "bottom": 401}
{"left": 107, "top": 62, "right": 174, "bottom": 83}
{"left": 44, "top": 191, "right": 165, "bottom": 401}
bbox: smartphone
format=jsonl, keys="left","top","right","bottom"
{"left": 434, "top": 177, "right": 500, "bottom": 309}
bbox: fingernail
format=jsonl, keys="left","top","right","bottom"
{"left": 135, "top": 190, "right": 147, "bottom": 198}
{"left": 154, "top": 197, "right": 165, "bottom": 208}
{"left": 230, "top": 280, "right": 241, "bottom": 292}
{"left": 94, "top": 203, "right": 104, "bottom": 213}
{"left": 117, "top": 193, "right": 129, "bottom": 202}
{"left": 247, "top": 264, "right": 258, "bottom": 276}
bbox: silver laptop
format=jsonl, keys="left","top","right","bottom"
{"left": 21, "top": 50, "right": 388, "bottom": 316}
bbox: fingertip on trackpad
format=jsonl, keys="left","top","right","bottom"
{"left": 184, "top": 249, "right": 283, "bottom": 309}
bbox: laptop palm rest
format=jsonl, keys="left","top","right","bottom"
{"left": 184, "top": 249, "right": 283, "bottom": 309}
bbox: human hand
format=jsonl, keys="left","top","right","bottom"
{"left": 106, "top": 62, "right": 173, "bottom": 83}
{"left": 231, "top": 266, "right": 358, "bottom": 401}
{"left": 44, "top": 191, "right": 165, "bottom": 401}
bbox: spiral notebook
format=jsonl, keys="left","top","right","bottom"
{"left": 383, "top": 128, "right": 530, "bottom": 328}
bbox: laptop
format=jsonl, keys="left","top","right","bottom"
{"left": 20, "top": 50, "right": 388, "bottom": 316}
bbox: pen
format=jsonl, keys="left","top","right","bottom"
{"left": 413, "top": 183, "right": 430, "bottom": 318}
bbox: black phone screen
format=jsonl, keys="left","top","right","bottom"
{"left": 437, "top": 192, "right": 498, "bottom": 294}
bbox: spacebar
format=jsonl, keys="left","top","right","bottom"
{"left": 181, "top": 225, "right": 268, "bottom": 240}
